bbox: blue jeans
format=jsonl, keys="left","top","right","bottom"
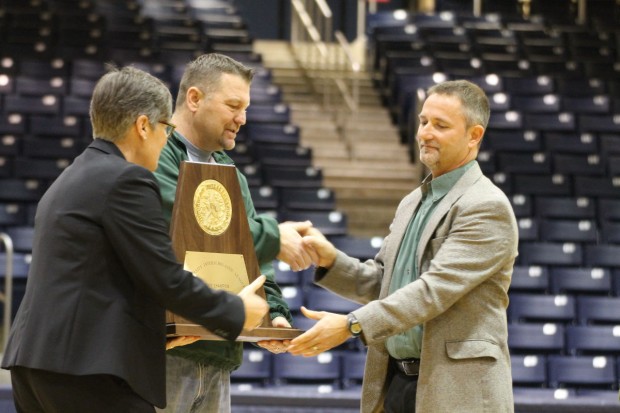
{"left": 156, "top": 355, "right": 231, "bottom": 413}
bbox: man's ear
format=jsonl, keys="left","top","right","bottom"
{"left": 135, "top": 115, "right": 150, "bottom": 140}
{"left": 469, "top": 124, "right": 484, "bottom": 148}
{"left": 186, "top": 86, "right": 203, "bottom": 112}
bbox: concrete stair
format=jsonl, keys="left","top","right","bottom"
{"left": 253, "top": 40, "right": 423, "bottom": 237}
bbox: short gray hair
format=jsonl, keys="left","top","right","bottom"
{"left": 176, "top": 53, "right": 254, "bottom": 108}
{"left": 427, "top": 80, "right": 490, "bottom": 130}
{"left": 90, "top": 66, "right": 172, "bottom": 142}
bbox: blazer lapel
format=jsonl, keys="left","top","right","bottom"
{"left": 379, "top": 187, "right": 423, "bottom": 298}
{"left": 416, "top": 163, "right": 483, "bottom": 269}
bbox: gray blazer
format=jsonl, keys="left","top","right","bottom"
{"left": 317, "top": 163, "right": 518, "bottom": 413}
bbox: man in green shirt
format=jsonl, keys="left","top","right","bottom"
{"left": 154, "top": 53, "right": 313, "bottom": 413}
{"left": 289, "top": 80, "right": 518, "bottom": 413}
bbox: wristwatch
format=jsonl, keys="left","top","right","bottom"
{"left": 347, "top": 313, "right": 362, "bottom": 337}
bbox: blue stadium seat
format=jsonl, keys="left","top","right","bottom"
{"left": 509, "top": 194, "right": 533, "bottom": 218}
{"left": 512, "top": 94, "right": 561, "bottom": 113}
{"left": 513, "top": 174, "right": 572, "bottom": 196}
{"left": 280, "top": 210, "right": 347, "bottom": 237}
{"left": 4, "top": 226, "right": 34, "bottom": 253}
{"left": 508, "top": 323, "right": 564, "bottom": 353}
{"left": 279, "top": 188, "right": 336, "bottom": 212}
{"left": 548, "top": 355, "right": 616, "bottom": 389}
{"left": 509, "top": 294, "right": 576, "bottom": 323}
{"left": 273, "top": 352, "right": 341, "bottom": 386}
{"left": 510, "top": 265, "right": 549, "bottom": 293}
{"left": 535, "top": 196, "right": 596, "bottom": 220}
{"left": 575, "top": 176, "right": 620, "bottom": 198}
{"left": 246, "top": 103, "right": 289, "bottom": 124}
{"left": 263, "top": 165, "right": 322, "bottom": 189}
{"left": 549, "top": 267, "right": 611, "bottom": 295}
{"left": 577, "top": 296, "right": 620, "bottom": 325}
{"left": 248, "top": 186, "right": 278, "bottom": 211}
{"left": 600, "top": 134, "right": 620, "bottom": 155}
{"left": 517, "top": 218, "right": 539, "bottom": 242}
{"left": 14, "top": 158, "right": 70, "bottom": 180}
{"left": 0, "top": 203, "right": 27, "bottom": 227}
{"left": 544, "top": 132, "right": 598, "bottom": 154}
{"left": 553, "top": 153, "right": 606, "bottom": 176}
{"left": 280, "top": 285, "right": 304, "bottom": 314}
{"left": 600, "top": 222, "right": 620, "bottom": 244}
{"left": 331, "top": 236, "right": 382, "bottom": 261}
{"left": 29, "top": 115, "right": 82, "bottom": 137}
{"left": 524, "top": 113, "right": 576, "bottom": 132}
{"left": 598, "top": 199, "right": 620, "bottom": 223}
{"left": 519, "top": 242, "right": 582, "bottom": 266}
{"left": 584, "top": 244, "right": 620, "bottom": 267}
{"left": 563, "top": 95, "right": 610, "bottom": 114}
{"left": 579, "top": 114, "right": 620, "bottom": 133}
{"left": 245, "top": 123, "right": 299, "bottom": 145}
{"left": 484, "top": 129, "right": 542, "bottom": 152}
{"left": 341, "top": 351, "right": 367, "bottom": 389}
{"left": 22, "top": 137, "right": 80, "bottom": 159}
{"left": 272, "top": 261, "right": 302, "bottom": 286}
{"left": 5, "top": 95, "right": 60, "bottom": 116}
{"left": 254, "top": 144, "right": 312, "bottom": 168}
{"left": 305, "top": 287, "right": 360, "bottom": 314}
{"left": 565, "top": 325, "right": 620, "bottom": 355}
{"left": 230, "top": 349, "right": 273, "bottom": 387}
{"left": 511, "top": 354, "right": 547, "bottom": 386}
{"left": 539, "top": 219, "right": 598, "bottom": 243}
{"left": 0, "top": 179, "right": 45, "bottom": 202}
{"left": 497, "top": 153, "right": 551, "bottom": 174}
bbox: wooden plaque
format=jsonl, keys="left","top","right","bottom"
{"left": 166, "top": 161, "right": 302, "bottom": 341}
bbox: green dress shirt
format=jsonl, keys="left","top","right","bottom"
{"left": 386, "top": 160, "right": 476, "bottom": 360}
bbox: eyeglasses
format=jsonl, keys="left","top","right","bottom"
{"left": 158, "top": 120, "right": 176, "bottom": 139}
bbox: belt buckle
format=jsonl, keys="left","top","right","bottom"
{"left": 398, "top": 359, "right": 419, "bottom": 376}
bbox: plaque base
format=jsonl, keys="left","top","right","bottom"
{"left": 167, "top": 324, "right": 303, "bottom": 342}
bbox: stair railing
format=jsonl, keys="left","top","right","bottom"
{"left": 0, "top": 233, "right": 13, "bottom": 351}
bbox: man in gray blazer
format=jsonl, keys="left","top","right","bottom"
{"left": 288, "top": 80, "right": 519, "bottom": 413}
{"left": 1, "top": 66, "right": 268, "bottom": 412}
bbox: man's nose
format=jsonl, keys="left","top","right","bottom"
{"left": 235, "top": 110, "right": 246, "bottom": 125}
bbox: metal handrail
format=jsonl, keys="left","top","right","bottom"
{"left": 290, "top": 0, "right": 361, "bottom": 141}
{"left": 0, "top": 232, "right": 13, "bottom": 351}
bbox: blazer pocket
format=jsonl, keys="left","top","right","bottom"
{"left": 445, "top": 339, "right": 502, "bottom": 361}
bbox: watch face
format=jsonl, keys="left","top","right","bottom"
{"left": 351, "top": 323, "right": 362, "bottom": 334}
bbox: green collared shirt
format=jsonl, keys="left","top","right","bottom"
{"left": 386, "top": 160, "right": 476, "bottom": 360}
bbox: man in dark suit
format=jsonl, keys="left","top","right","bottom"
{"left": 1, "top": 66, "right": 268, "bottom": 413}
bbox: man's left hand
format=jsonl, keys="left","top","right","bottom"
{"left": 287, "top": 307, "right": 350, "bottom": 357}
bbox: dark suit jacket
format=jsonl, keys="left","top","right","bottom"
{"left": 1, "top": 139, "right": 245, "bottom": 408}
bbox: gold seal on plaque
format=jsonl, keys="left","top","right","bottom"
{"left": 193, "top": 179, "right": 232, "bottom": 235}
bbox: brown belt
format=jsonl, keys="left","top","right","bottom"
{"left": 391, "top": 357, "right": 420, "bottom": 377}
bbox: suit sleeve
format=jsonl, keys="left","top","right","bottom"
{"left": 102, "top": 166, "right": 245, "bottom": 340}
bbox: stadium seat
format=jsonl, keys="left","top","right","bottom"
{"left": 262, "top": 165, "right": 323, "bottom": 189}
{"left": 577, "top": 296, "right": 620, "bottom": 325}
{"left": 497, "top": 153, "right": 551, "bottom": 174}
{"left": 544, "top": 132, "right": 598, "bottom": 154}
{"left": 230, "top": 349, "right": 273, "bottom": 387}
{"left": 539, "top": 219, "right": 598, "bottom": 243}
{"left": 245, "top": 123, "right": 300, "bottom": 145}
{"left": 600, "top": 222, "right": 620, "bottom": 244}
{"left": 517, "top": 218, "right": 539, "bottom": 242}
{"left": 598, "top": 198, "right": 620, "bottom": 223}
{"left": 248, "top": 186, "right": 278, "bottom": 211}
{"left": 272, "top": 261, "right": 302, "bottom": 286}
{"left": 305, "top": 287, "right": 360, "bottom": 314}
{"left": 484, "top": 129, "right": 542, "bottom": 152}
{"left": 549, "top": 267, "right": 611, "bottom": 295}
{"left": 279, "top": 188, "right": 336, "bottom": 212}
{"left": 574, "top": 176, "right": 620, "bottom": 198}
{"left": 509, "top": 293, "right": 576, "bottom": 324}
{"left": 280, "top": 210, "right": 347, "bottom": 236}
{"left": 565, "top": 325, "right": 620, "bottom": 355}
{"left": 519, "top": 242, "right": 582, "bottom": 266}
{"left": 0, "top": 179, "right": 45, "bottom": 202}
{"left": 584, "top": 244, "right": 620, "bottom": 267}
{"left": 548, "top": 355, "right": 616, "bottom": 389}
{"left": 510, "top": 265, "right": 549, "bottom": 292}
{"left": 509, "top": 194, "right": 533, "bottom": 218}
{"left": 331, "top": 236, "right": 383, "bottom": 261}
{"left": 341, "top": 351, "right": 367, "bottom": 389}
{"left": 4, "top": 226, "right": 34, "bottom": 253}
{"left": 0, "top": 203, "right": 26, "bottom": 227}
{"left": 513, "top": 174, "right": 572, "bottom": 196}
{"left": 534, "top": 196, "right": 596, "bottom": 220}
{"left": 508, "top": 323, "right": 564, "bottom": 353}
{"left": 273, "top": 352, "right": 341, "bottom": 386}
{"left": 511, "top": 354, "right": 547, "bottom": 386}
{"left": 553, "top": 153, "right": 606, "bottom": 176}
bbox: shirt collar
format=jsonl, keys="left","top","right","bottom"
{"left": 422, "top": 160, "right": 477, "bottom": 202}
{"left": 175, "top": 131, "right": 213, "bottom": 163}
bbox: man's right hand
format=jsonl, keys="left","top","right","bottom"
{"left": 302, "top": 227, "right": 337, "bottom": 268}
{"left": 238, "top": 275, "right": 269, "bottom": 331}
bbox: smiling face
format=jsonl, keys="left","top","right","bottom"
{"left": 417, "top": 93, "right": 484, "bottom": 178}
{"left": 189, "top": 73, "right": 250, "bottom": 152}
